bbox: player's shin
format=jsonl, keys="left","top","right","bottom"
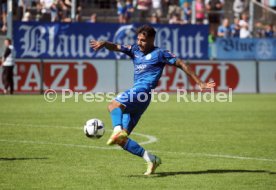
{"left": 110, "top": 107, "right": 123, "bottom": 130}
{"left": 107, "top": 108, "right": 126, "bottom": 145}
{"left": 123, "top": 138, "right": 145, "bottom": 157}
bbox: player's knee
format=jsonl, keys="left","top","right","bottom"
{"left": 107, "top": 103, "right": 113, "bottom": 112}
{"left": 107, "top": 101, "right": 118, "bottom": 112}
{"left": 108, "top": 100, "right": 125, "bottom": 112}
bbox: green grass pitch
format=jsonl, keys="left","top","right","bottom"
{"left": 1, "top": 94, "right": 276, "bottom": 189}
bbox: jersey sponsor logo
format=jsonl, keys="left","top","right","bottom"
{"left": 145, "top": 54, "right": 152, "bottom": 60}
{"left": 135, "top": 64, "right": 147, "bottom": 73}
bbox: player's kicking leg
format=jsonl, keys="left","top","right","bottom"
{"left": 106, "top": 100, "right": 128, "bottom": 145}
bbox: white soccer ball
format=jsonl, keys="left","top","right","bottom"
{"left": 84, "top": 118, "right": 105, "bottom": 139}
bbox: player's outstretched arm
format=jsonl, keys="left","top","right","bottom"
{"left": 90, "top": 40, "right": 121, "bottom": 52}
{"left": 175, "top": 59, "right": 216, "bottom": 90}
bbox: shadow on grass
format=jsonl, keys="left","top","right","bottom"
{"left": 0, "top": 157, "right": 48, "bottom": 161}
{"left": 128, "top": 169, "right": 276, "bottom": 178}
{"left": 153, "top": 169, "right": 276, "bottom": 177}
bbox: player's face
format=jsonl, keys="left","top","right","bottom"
{"left": 137, "top": 33, "right": 154, "bottom": 53}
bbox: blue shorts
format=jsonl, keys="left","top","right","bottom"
{"left": 117, "top": 6, "right": 127, "bottom": 15}
{"left": 115, "top": 88, "right": 151, "bottom": 133}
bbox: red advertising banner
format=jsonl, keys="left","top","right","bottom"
{"left": 155, "top": 63, "right": 239, "bottom": 92}
{"left": 118, "top": 61, "right": 256, "bottom": 93}
{"left": 0, "top": 60, "right": 116, "bottom": 93}
{"left": 0, "top": 60, "right": 256, "bottom": 94}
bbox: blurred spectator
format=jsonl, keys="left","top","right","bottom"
{"left": 230, "top": 17, "right": 240, "bottom": 37}
{"left": 195, "top": 0, "right": 205, "bottom": 24}
{"left": 149, "top": 12, "right": 160, "bottom": 23}
{"left": 88, "top": 13, "right": 97, "bottom": 23}
{"left": 136, "top": 0, "right": 151, "bottom": 23}
{"left": 35, "top": 1, "right": 43, "bottom": 21}
{"left": 76, "top": 3, "right": 83, "bottom": 22}
{"left": 40, "top": 0, "right": 58, "bottom": 22}
{"left": 254, "top": 21, "right": 264, "bottom": 38}
{"left": 17, "top": 0, "right": 25, "bottom": 21}
{"left": 179, "top": 0, "right": 192, "bottom": 7}
{"left": 239, "top": 13, "right": 250, "bottom": 38}
{"left": 151, "top": 0, "right": 162, "bottom": 17}
{"left": 182, "top": 2, "right": 191, "bottom": 24}
{"left": 1, "top": 0, "right": 7, "bottom": 33}
{"left": 208, "top": 30, "right": 216, "bottom": 43}
{"left": 76, "top": 12, "right": 82, "bottom": 22}
{"left": 208, "top": 29, "right": 216, "bottom": 59}
{"left": 117, "top": 0, "right": 126, "bottom": 23}
{"left": 59, "top": 0, "right": 71, "bottom": 21}
{"left": 264, "top": 24, "right": 274, "bottom": 38}
{"left": 205, "top": 0, "right": 224, "bottom": 34}
{"left": 22, "top": 11, "right": 32, "bottom": 21}
{"left": 125, "top": 0, "right": 134, "bottom": 23}
{"left": 233, "top": 0, "right": 246, "bottom": 18}
{"left": 17, "top": 0, "right": 34, "bottom": 21}
{"left": 167, "top": 0, "right": 182, "bottom": 19}
{"left": 217, "top": 18, "right": 230, "bottom": 37}
{"left": 169, "top": 13, "right": 183, "bottom": 24}
{"left": 57, "top": 0, "right": 82, "bottom": 22}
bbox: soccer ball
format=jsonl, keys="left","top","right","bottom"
{"left": 84, "top": 118, "right": 105, "bottom": 139}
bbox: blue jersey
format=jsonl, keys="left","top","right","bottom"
{"left": 120, "top": 44, "right": 177, "bottom": 91}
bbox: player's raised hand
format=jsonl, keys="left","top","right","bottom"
{"left": 90, "top": 40, "right": 105, "bottom": 51}
{"left": 198, "top": 81, "right": 216, "bottom": 91}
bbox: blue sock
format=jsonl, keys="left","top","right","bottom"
{"left": 123, "top": 138, "right": 145, "bottom": 157}
{"left": 110, "top": 108, "right": 123, "bottom": 127}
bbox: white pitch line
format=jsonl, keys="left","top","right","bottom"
{"left": 150, "top": 150, "right": 276, "bottom": 162}
{"left": 196, "top": 153, "right": 276, "bottom": 162}
{"left": 1, "top": 123, "right": 85, "bottom": 130}
{"left": 0, "top": 139, "right": 118, "bottom": 150}
{"left": 131, "top": 131, "right": 158, "bottom": 145}
{"left": 1, "top": 139, "right": 276, "bottom": 163}
{"left": 0, "top": 123, "right": 158, "bottom": 147}
{"left": 1, "top": 123, "right": 276, "bottom": 163}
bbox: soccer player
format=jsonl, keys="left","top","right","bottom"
{"left": 90, "top": 25, "right": 215, "bottom": 175}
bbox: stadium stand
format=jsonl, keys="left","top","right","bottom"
{"left": 0, "top": 0, "right": 275, "bottom": 37}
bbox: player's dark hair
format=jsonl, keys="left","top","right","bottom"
{"left": 136, "top": 25, "right": 156, "bottom": 39}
